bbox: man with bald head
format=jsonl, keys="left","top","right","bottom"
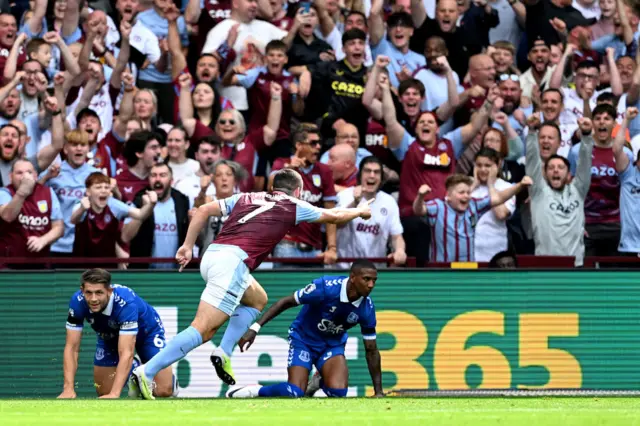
{"left": 320, "top": 122, "right": 372, "bottom": 167}
{"left": 455, "top": 54, "right": 497, "bottom": 124}
{"left": 328, "top": 144, "right": 359, "bottom": 193}
{"left": 0, "top": 159, "right": 64, "bottom": 267}
{"left": 410, "top": 0, "right": 471, "bottom": 76}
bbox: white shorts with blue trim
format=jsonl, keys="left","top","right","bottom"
{"left": 199, "top": 244, "right": 251, "bottom": 316}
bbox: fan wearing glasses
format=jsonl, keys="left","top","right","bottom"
{"left": 549, "top": 44, "right": 623, "bottom": 123}
{"left": 493, "top": 73, "right": 533, "bottom": 140}
{"left": 270, "top": 123, "right": 338, "bottom": 266}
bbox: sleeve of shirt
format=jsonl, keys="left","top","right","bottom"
{"left": 336, "top": 188, "right": 354, "bottom": 208}
{"left": 322, "top": 167, "right": 337, "bottom": 202}
{"left": 71, "top": 202, "right": 87, "bottom": 222}
{"left": 370, "top": 34, "right": 388, "bottom": 54}
{"left": 293, "top": 278, "right": 326, "bottom": 305}
{"left": 620, "top": 157, "right": 634, "bottom": 182}
{"left": 591, "top": 34, "right": 615, "bottom": 53}
{"left": 66, "top": 294, "right": 86, "bottom": 331}
{"left": 0, "top": 188, "right": 12, "bottom": 206}
{"left": 49, "top": 188, "right": 63, "bottom": 221}
{"left": 294, "top": 199, "right": 323, "bottom": 224}
{"left": 360, "top": 298, "right": 377, "bottom": 340}
{"left": 108, "top": 197, "right": 133, "bottom": 220}
{"left": 319, "top": 151, "right": 330, "bottom": 164}
{"left": 236, "top": 67, "right": 264, "bottom": 89}
{"left": 116, "top": 302, "right": 139, "bottom": 335}
{"left": 391, "top": 129, "right": 414, "bottom": 161}
{"left": 425, "top": 200, "right": 439, "bottom": 226}
{"left": 568, "top": 144, "right": 579, "bottom": 176}
{"left": 177, "top": 17, "right": 190, "bottom": 46}
{"left": 444, "top": 127, "right": 465, "bottom": 159}
{"left": 218, "top": 193, "right": 242, "bottom": 215}
{"left": 472, "top": 196, "right": 492, "bottom": 217}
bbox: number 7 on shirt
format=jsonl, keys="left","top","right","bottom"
{"left": 238, "top": 199, "right": 276, "bottom": 224}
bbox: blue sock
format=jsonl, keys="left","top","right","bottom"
{"left": 144, "top": 326, "right": 202, "bottom": 378}
{"left": 219, "top": 305, "right": 260, "bottom": 356}
{"left": 322, "top": 386, "right": 348, "bottom": 397}
{"left": 258, "top": 382, "right": 304, "bottom": 398}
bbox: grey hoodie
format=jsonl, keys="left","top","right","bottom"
{"left": 525, "top": 132, "right": 593, "bottom": 266}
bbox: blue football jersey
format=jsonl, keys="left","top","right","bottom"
{"left": 66, "top": 285, "right": 162, "bottom": 342}
{"left": 289, "top": 276, "right": 377, "bottom": 348}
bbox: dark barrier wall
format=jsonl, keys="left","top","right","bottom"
{"left": 2, "top": 270, "right": 639, "bottom": 397}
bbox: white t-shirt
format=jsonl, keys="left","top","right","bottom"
{"left": 169, "top": 159, "right": 200, "bottom": 187}
{"left": 560, "top": 86, "right": 603, "bottom": 123}
{"left": 472, "top": 179, "right": 515, "bottom": 262}
{"left": 336, "top": 189, "right": 403, "bottom": 267}
{"left": 174, "top": 174, "right": 216, "bottom": 205}
{"left": 202, "top": 19, "right": 287, "bottom": 110}
{"left": 130, "top": 20, "right": 162, "bottom": 65}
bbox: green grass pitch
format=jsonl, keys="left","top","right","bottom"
{"left": 3, "top": 398, "right": 640, "bottom": 425}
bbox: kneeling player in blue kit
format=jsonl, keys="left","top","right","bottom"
{"left": 227, "top": 259, "right": 383, "bottom": 398}
{"left": 58, "top": 269, "right": 177, "bottom": 399}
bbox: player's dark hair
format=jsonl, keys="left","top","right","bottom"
{"left": 168, "top": 125, "right": 189, "bottom": 142}
{"left": 357, "top": 156, "right": 385, "bottom": 184}
{"left": 398, "top": 78, "right": 425, "bottom": 97}
{"left": 475, "top": 147, "right": 501, "bottom": 165}
{"left": 151, "top": 161, "right": 172, "bottom": 175}
{"left": 540, "top": 121, "right": 561, "bottom": 139}
{"left": 81, "top": 268, "right": 111, "bottom": 288}
{"left": 544, "top": 154, "right": 570, "bottom": 171}
{"left": 0, "top": 123, "right": 22, "bottom": 137}
{"left": 76, "top": 108, "right": 101, "bottom": 126}
{"left": 124, "top": 130, "right": 159, "bottom": 167}
{"left": 272, "top": 169, "right": 303, "bottom": 195}
{"left": 592, "top": 103, "right": 617, "bottom": 120}
{"left": 576, "top": 60, "right": 599, "bottom": 73}
{"left": 351, "top": 259, "right": 377, "bottom": 273}
{"left": 346, "top": 10, "right": 367, "bottom": 26}
{"left": 266, "top": 39, "right": 288, "bottom": 54}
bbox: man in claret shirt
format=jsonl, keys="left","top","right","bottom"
{"left": 117, "top": 131, "right": 163, "bottom": 204}
{"left": 0, "top": 160, "right": 63, "bottom": 267}
{"left": 0, "top": 14, "right": 26, "bottom": 79}
{"left": 271, "top": 123, "right": 338, "bottom": 265}
{"left": 327, "top": 144, "right": 358, "bottom": 193}
{"left": 568, "top": 103, "right": 632, "bottom": 257}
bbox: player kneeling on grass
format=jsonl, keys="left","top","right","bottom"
{"left": 228, "top": 259, "right": 384, "bottom": 398}
{"left": 58, "top": 268, "right": 177, "bottom": 399}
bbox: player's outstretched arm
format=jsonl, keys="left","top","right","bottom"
{"left": 176, "top": 200, "right": 224, "bottom": 271}
{"left": 58, "top": 330, "right": 82, "bottom": 399}
{"left": 238, "top": 295, "right": 299, "bottom": 352}
{"left": 100, "top": 334, "right": 136, "bottom": 399}
{"left": 364, "top": 339, "right": 384, "bottom": 397}
{"left": 313, "top": 199, "right": 375, "bottom": 225}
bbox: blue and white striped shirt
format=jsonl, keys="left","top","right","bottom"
{"left": 426, "top": 197, "right": 491, "bottom": 262}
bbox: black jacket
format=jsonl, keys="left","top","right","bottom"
{"left": 130, "top": 188, "right": 190, "bottom": 264}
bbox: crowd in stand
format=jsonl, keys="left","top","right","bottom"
{"left": 1, "top": 0, "right": 640, "bottom": 269}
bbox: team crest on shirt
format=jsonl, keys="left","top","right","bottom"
{"left": 438, "top": 142, "right": 448, "bottom": 151}
{"left": 95, "top": 348, "right": 104, "bottom": 360}
{"left": 37, "top": 200, "right": 48, "bottom": 213}
{"left": 312, "top": 174, "right": 322, "bottom": 187}
{"left": 105, "top": 214, "right": 111, "bottom": 223}
{"left": 347, "top": 313, "right": 359, "bottom": 324}
{"left": 380, "top": 207, "right": 387, "bottom": 216}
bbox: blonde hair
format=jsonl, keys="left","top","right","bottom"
{"left": 65, "top": 129, "right": 90, "bottom": 145}
{"left": 134, "top": 89, "right": 158, "bottom": 116}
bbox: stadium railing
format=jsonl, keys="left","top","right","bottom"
{"left": 1, "top": 255, "right": 640, "bottom": 268}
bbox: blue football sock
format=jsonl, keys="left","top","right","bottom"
{"left": 322, "top": 386, "right": 348, "bottom": 397}
{"left": 144, "top": 326, "right": 202, "bottom": 378}
{"left": 258, "top": 382, "right": 304, "bottom": 398}
{"left": 219, "top": 305, "right": 260, "bottom": 356}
